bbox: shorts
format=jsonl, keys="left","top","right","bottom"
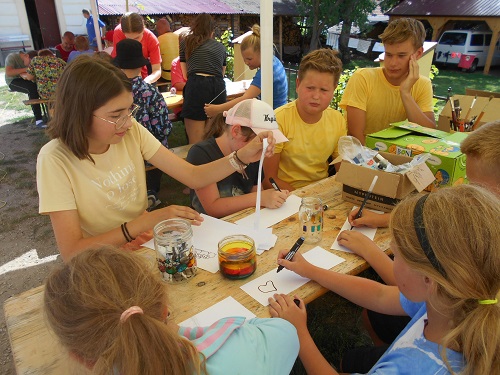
{"left": 181, "top": 74, "right": 226, "bottom": 121}
{"left": 368, "top": 310, "right": 411, "bottom": 344}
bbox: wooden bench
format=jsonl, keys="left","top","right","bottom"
{"left": 145, "top": 144, "right": 193, "bottom": 171}
{"left": 23, "top": 98, "right": 52, "bottom": 120}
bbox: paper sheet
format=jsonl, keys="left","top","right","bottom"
{"left": 240, "top": 246, "right": 345, "bottom": 306}
{"left": 142, "top": 214, "right": 277, "bottom": 273}
{"left": 235, "top": 194, "right": 302, "bottom": 229}
{"left": 179, "top": 296, "right": 256, "bottom": 327}
{"left": 331, "top": 207, "right": 378, "bottom": 253}
{"left": 254, "top": 138, "right": 267, "bottom": 230}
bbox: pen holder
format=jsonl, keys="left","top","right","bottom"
{"left": 154, "top": 219, "right": 197, "bottom": 283}
{"left": 299, "top": 197, "right": 323, "bottom": 244}
{"left": 218, "top": 235, "right": 257, "bottom": 279}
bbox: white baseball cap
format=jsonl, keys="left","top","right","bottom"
{"left": 223, "top": 99, "right": 288, "bottom": 143}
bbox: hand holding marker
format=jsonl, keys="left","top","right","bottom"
{"left": 350, "top": 175, "right": 378, "bottom": 230}
{"left": 269, "top": 177, "right": 281, "bottom": 192}
{"left": 277, "top": 237, "right": 305, "bottom": 273}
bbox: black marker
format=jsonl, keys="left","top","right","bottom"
{"left": 277, "top": 237, "right": 305, "bottom": 273}
{"left": 269, "top": 177, "right": 281, "bottom": 192}
{"left": 293, "top": 298, "right": 301, "bottom": 307}
{"left": 350, "top": 176, "right": 378, "bottom": 230}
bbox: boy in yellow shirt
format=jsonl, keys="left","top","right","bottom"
{"left": 263, "top": 49, "right": 346, "bottom": 191}
{"left": 340, "top": 18, "right": 435, "bottom": 145}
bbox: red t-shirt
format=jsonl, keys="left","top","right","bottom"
{"left": 112, "top": 25, "right": 161, "bottom": 79}
{"left": 55, "top": 44, "right": 76, "bottom": 62}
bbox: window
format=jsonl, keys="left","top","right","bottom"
{"left": 470, "top": 34, "right": 484, "bottom": 46}
{"left": 439, "top": 32, "right": 467, "bottom": 46}
{"left": 485, "top": 34, "right": 492, "bottom": 46}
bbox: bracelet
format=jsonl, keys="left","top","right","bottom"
{"left": 120, "top": 223, "right": 131, "bottom": 242}
{"left": 121, "top": 222, "right": 135, "bottom": 242}
{"left": 123, "top": 222, "right": 135, "bottom": 241}
{"left": 228, "top": 151, "right": 249, "bottom": 180}
{"left": 234, "top": 150, "right": 249, "bottom": 167}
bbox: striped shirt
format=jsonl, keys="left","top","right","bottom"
{"left": 179, "top": 38, "right": 226, "bottom": 78}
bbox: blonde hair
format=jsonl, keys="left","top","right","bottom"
{"left": 391, "top": 185, "right": 500, "bottom": 375}
{"left": 241, "top": 24, "right": 261, "bottom": 54}
{"left": 44, "top": 247, "right": 207, "bottom": 375}
{"left": 460, "top": 120, "right": 500, "bottom": 185}
{"left": 379, "top": 18, "right": 426, "bottom": 50}
{"left": 297, "top": 48, "right": 343, "bottom": 84}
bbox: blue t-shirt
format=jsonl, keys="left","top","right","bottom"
{"left": 359, "top": 294, "right": 465, "bottom": 375}
{"left": 86, "top": 15, "right": 105, "bottom": 47}
{"left": 251, "top": 55, "right": 288, "bottom": 109}
{"left": 179, "top": 317, "right": 299, "bottom": 375}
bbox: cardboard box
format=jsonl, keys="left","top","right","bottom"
{"left": 335, "top": 152, "right": 435, "bottom": 212}
{"left": 437, "top": 95, "right": 500, "bottom": 132}
{"left": 366, "top": 121, "right": 468, "bottom": 189}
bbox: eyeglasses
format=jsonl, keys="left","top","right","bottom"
{"left": 93, "top": 104, "right": 140, "bottom": 130}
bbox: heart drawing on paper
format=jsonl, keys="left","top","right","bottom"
{"left": 258, "top": 280, "right": 277, "bottom": 293}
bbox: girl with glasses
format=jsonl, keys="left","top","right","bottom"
{"left": 36, "top": 56, "right": 275, "bottom": 261}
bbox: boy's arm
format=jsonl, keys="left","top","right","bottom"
{"left": 400, "top": 57, "right": 435, "bottom": 128}
{"left": 346, "top": 106, "right": 367, "bottom": 145}
{"left": 262, "top": 153, "right": 295, "bottom": 191}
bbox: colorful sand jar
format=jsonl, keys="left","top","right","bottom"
{"left": 218, "top": 235, "right": 257, "bottom": 280}
{"left": 153, "top": 219, "right": 197, "bottom": 283}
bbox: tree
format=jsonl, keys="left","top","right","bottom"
{"left": 300, "top": 0, "right": 378, "bottom": 61}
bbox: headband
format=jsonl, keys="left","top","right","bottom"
{"left": 413, "top": 195, "right": 447, "bottom": 277}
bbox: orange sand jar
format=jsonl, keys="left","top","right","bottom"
{"left": 218, "top": 235, "right": 257, "bottom": 280}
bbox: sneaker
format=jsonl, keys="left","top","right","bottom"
{"left": 147, "top": 192, "right": 161, "bottom": 212}
{"left": 35, "top": 120, "right": 47, "bottom": 129}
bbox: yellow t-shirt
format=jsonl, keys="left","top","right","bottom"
{"left": 36, "top": 120, "right": 161, "bottom": 237}
{"left": 339, "top": 67, "right": 433, "bottom": 136}
{"left": 158, "top": 32, "right": 179, "bottom": 80}
{"left": 274, "top": 100, "right": 347, "bottom": 189}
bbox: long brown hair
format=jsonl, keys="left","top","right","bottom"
{"left": 204, "top": 113, "right": 254, "bottom": 140}
{"left": 185, "top": 13, "right": 215, "bottom": 59}
{"left": 48, "top": 55, "right": 132, "bottom": 163}
{"left": 391, "top": 185, "right": 500, "bottom": 375}
{"left": 44, "top": 247, "right": 206, "bottom": 375}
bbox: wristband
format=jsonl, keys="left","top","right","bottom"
{"left": 229, "top": 151, "right": 249, "bottom": 180}
{"left": 121, "top": 222, "right": 135, "bottom": 242}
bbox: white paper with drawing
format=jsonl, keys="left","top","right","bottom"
{"left": 179, "top": 296, "right": 256, "bottom": 328}
{"left": 235, "top": 194, "right": 302, "bottom": 229}
{"left": 331, "top": 207, "right": 378, "bottom": 253}
{"left": 141, "top": 214, "right": 277, "bottom": 273}
{"left": 240, "top": 246, "right": 345, "bottom": 305}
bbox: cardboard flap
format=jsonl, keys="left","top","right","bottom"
{"left": 336, "top": 161, "right": 401, "bottom": 198}
{"left": 368, "top": 127, "right": 412, "bottom": 139}
{"left": 390, "top": 121, "right": 450, "bottom": 139}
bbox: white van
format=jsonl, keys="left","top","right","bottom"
{"left": 434, "top": 30, "right": 500, "bottom": 71}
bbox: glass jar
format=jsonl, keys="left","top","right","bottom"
{"left": 218, "top": 235, "right": 257, "bottom": 280}
{"left": 153, "top": 219, "right": 197, "bottom": 283}
{"left": 299, "top": 197, "right": 324, "bottom": 244}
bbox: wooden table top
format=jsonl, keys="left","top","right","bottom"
{"left": 162, "top": 79, "right": 252, "bottom": 110}
{"left": 4, "top": 177, "right": 391, "bottom": 374}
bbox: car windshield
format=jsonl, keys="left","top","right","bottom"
{"left": 439, "top": 32, "right": 467, "bottom": 46}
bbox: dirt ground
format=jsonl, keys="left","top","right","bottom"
{"left": 0, "top": 116, "right": 60, "bottom": 374}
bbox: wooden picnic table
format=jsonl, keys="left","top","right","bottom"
{"left": 162, "top": 79, "right": 252, "bottom": 110}
{"left": 4, "top": 176, "right": 391, "bottom": 374}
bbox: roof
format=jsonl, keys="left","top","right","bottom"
{"left": 98, "top": 0, "right": 241, "bottom": 15}
{"left": 387, "top": 0, "right": 500, "bottom": 17}
{"left": 98, "top": 0, "right": 300, "bottom": 16}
